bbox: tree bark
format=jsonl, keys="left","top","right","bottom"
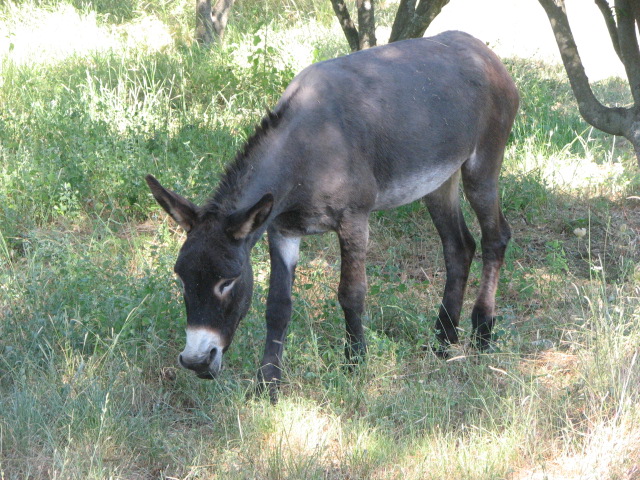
{"left": 357, "top": 0, "right": 377, "bottom": 49}
{"left": 594, "top": 0, "right": 621, "bottom": 58}
{"left": 331, "top": 0, "right": 449, "bottom": 51}
{"left": 538, "top": 0, "right": 640, "bottom": 167}
{"left": 389, "top": 0, "right": 450, "bottom": 43}
{"left": 331, "top": 0, "right": 360, "bottom": 51}
{"left": 195, "top": 0, "right": 235, "bottom": 46}
{"left": 615, "top": 0, "right": 640, "bottom": 105}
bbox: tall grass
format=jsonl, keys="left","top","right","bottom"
{"left": 1, "top": 1, "right": 639, "bottom": 479}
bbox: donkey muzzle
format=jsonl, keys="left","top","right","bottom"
{"left": 179, "top": 327, "right": 225, "bottom": 379}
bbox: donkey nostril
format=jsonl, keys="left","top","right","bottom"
{"left": 209, "top": 347, "right": 218, "bottom": 363}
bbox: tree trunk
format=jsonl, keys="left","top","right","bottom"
{"left": 538, "top": 0, "right": 640, "bottom": 167}
{"left": 389, "top": 0, "right": 450, "bottom": 43}
{"left": 195, "top": 0, "right": 235, "bottom": 46}
{"left": 330, "top": 0, "right": 360, "bottom": 51}
{"left": 331, "top": 0, "right": 449, "bottom": 51}
{"left": 357, "top": 0, "right": 376, "bottom": 49}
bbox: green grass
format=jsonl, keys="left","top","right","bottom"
{"left": 1, "top": 1, "right": 640, "bottom": 479}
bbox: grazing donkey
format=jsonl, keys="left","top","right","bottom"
{"left": 146, "top": 30, "right": 519, "bottom": 397}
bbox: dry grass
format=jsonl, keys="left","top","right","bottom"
{"left": 1, "top": 1, "right": 640, "bottom": 479}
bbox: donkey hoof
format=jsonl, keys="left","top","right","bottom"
{"left": 342, "top": 357, "right": 365, "bottom": 373}
{"left": 425, "top": 338, "right": 458, "bottom": 359}
{"left": 471, "top": 329, "right": 494, "bottom": 352}
{"left": 428, "top": 342, "right": 452, "bottom": 359}
{"left": 344, "top": 342, "right": 367, "bottom": 370}
{"left": 472, "top": 337, "right": 493, "bottom": 353}
{"left": 254, "top": 367, "right": 281, "bottom": 403}
{"left": 251, "top": 380, "right": 279, "bottom": 404}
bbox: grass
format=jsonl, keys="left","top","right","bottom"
{"left": 1, "top": 1, "right": 640, "bottom": 479}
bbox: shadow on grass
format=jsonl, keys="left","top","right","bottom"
{"left": 2, "top": 47, "right": 640, "bottom": 478}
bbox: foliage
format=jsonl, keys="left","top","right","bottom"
{"left": 1, "top": 1, "right": 639, "bottom": 479}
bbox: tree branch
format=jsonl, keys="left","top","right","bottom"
{"left": 389, "top": 0, "right": 449, "bottom": 43}
{"left": 615, "top": 0, "right": 640, "bottom": 104}
{"left": 331, "top": 0, "right": 360, "bottom": 51}
{"left": 412, "top": 0, "right": 449, "bottom": 37}
{"left": 389, "top": 0, "right": 417, "bottom": 43}
{"left": 538, "top": 0, "right": 630, "bottom": 135}
{"left": 594, "top": 0, "right": 621, "bottom": 58}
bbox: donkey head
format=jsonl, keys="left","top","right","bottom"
{"left": 145, "top": 175, "right": 273, "bottom": 379}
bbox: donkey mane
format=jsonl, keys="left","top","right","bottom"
{"left": 202, "top": 103, "right": 289, "bottom": 217}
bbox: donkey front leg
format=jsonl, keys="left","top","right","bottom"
{"left": 337, "top": 216, "right": 369, "bottom": 366}
{"left": 257, "top": 228, "right": 300, "bottom": 400}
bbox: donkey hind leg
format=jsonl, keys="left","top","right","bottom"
{"left": 257, "top": 227, "right": 301, "bottom": 401}
{"left": 337, "top": 214, "right": 370, "bottom": 367}
{"left": 462, "top": 154, "right": 511, "bottom": 351}
{"left": 423, "top": 171, "right": 476, "bottom": 356}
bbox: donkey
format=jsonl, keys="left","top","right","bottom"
{"left": 146, "top": 30, "right": 519, "bottom": 397}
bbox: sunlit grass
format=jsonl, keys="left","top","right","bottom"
{"left": 1, "top": 1, "right": 639, "bottom": 479}
{"left": 0, "top": 3, "right": 174, "bottom": 65}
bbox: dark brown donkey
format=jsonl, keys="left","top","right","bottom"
{"left": 146, "top": 30, "right": 519, "bottom": 397}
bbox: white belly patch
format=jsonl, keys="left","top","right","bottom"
{"left": 373, "top": 164, "right": 461, "bottom": 210}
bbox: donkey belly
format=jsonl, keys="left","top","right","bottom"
{"left": 373, "top": 161, "right": 463, "bottom": 211}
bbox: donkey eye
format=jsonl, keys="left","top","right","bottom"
{"left": 214, "top": 277, "right": 237, "bottom": 298}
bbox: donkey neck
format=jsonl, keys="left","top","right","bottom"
{"left": 203, "top": 108, "right": 294, "bottom": 232}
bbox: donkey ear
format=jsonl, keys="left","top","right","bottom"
{"left": 145, "top": 174, "right": 198, "bottom": 232}
{"left": 226, "top": 193, "right": 274, "bottom": 240}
